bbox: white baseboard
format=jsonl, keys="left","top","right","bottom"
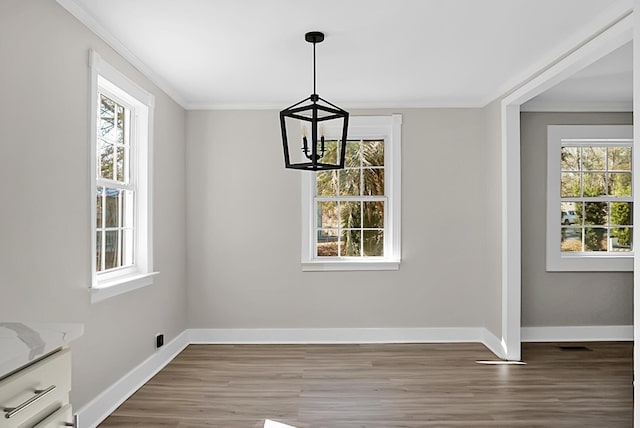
{"left": 187, "top": 327, "right": 495, "bottom": 345}
{"left": 75, "top": 330, "right": 190, "bottom": 428}
{"left": 521, "top": 325, "right": 633, "bottom": 342}
{"left": 76, "top": 327, "right": 505, "bottom": 427}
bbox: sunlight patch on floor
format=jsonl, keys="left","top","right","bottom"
{"left": 264, "top": 419, "right": 297, "bottom": 428}
{"left": 475, "top": 360, "right": 527, "bottom": 365}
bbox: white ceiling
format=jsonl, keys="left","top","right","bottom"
{"left": 523, "top": 41, "right": 632, "bottom": 111}
{"left": 58, "top": 0, "right": 631, "bottom": 109}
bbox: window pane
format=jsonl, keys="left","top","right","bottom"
{"left": 582, "top": 147, "right": 605, "bottom": 170}
{"left": 584, "top": 202, "right": 607, "bottom": 226}
{"left": 574, "top": 202, "right": 584, "bottom": 225}
{"left": 560, "top": 172, "right": 580, "bottom": 197}
{"left": 321, "top": 140, "right": 338, "bottom": 165}
{"left": 363, "top": 201, "right": 384, "bottom": 228}
{"left": 116, "top": 145, "right": 126, "bottom": 182}
{"left": 561, "top": 227, "right": 582, "bottom": 252}
{"left": 104, "top": 230, "right": 118, "bottom": 269}
{"left": 345, "top": 141, "right": 360, "bottom": 168}
{"left": 96, "top": 231, "right": 103, "bottom": 271}
{"left": 116, "top": 105, "right": 125, "bottom": 144}
{"left": 610, "top": 202, "right": 632, "bottom": 226}
{"left": 608, "top": 172, "right": 631, "bottom": 197}
{"left": 340, "top": 230, "right": 361, "bottom": 256}
{"left": 584, "top": 228, "right": 607, "bottom": 251}
{"left": 99, "top": 94, "right": 115, "bottom": 138}
{"left": 363, "top": 140, "right": 384, "bottom": 166}
{"left": 99, "top": 96, "right": 127, "bottom": 144}
{"left": 341, "top": 202, "right": 361, "bottom": 229}
{"left": 317, "top": 171, "right": 338, "bottom": 196}
{"left": 610, "top": 227, "right": 632, "bottom": 252}
{"left": 363, "top": 168, "right": 384, "bottom": 196}
{"left": 363, "top": 230, "right": 384, "bottom": 256}
{"left": 582, "top": 172, "right": 606, "bottom": 196}
{"left": 99, "top": 140, "right": 114, "bottom": 180}
{"left": 561, "top": 204, "right": 579, "bottom": 225}
{"left": 318, "top": 201, "right": 338, "bottom": 229}
{"left": 608, "top": 147, "right": 631, "bottom": 171}
{"left": 116, "top": 229, "right": 123, "bottom": 267}
{"left": 561, "top": 147, "right": 580, "bottom": 171}
{"left": 104, "top": 188, "right": 121, "bottom": 228}
{"left": 339, "top": 169, "right": 360, "bottom": 196}
{"left": 317, "top": 230, "right": 338, "bottom": 256}
{"left": 96, "top": 187, "right": 103, "bottom": 228}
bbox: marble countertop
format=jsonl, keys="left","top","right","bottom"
{"left": 0, "top": 322, "right": 84, "bottom": 380}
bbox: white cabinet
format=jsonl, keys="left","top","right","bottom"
{"left": 32, "top": 404, "right": 73, "bottom": 428}
{"left": 0, "top": 349, "right": 73, "bottom": 427}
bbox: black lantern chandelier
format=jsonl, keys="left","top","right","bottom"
{"left": 280, "top": 31, "right": 349, "bottom": 171}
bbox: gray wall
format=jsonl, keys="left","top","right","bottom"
{"left": 186, "top": 109, "right": 499, "bottom": 330}
{"left": 0, "top": 0, "right": 187, "bottom": 408}
{"left": 520, "top": 112, "right": 633, "bottom": 327}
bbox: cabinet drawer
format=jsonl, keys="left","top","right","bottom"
{"left": 32, "top": 404, "right": 73, "bottom": 428}
{"left": 0, "top": 349, "right": 71, "bottom": 428}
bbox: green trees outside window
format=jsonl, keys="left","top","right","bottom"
{"left": 316, "top": 140, "right": 385, "bottom": 257}
{"left": 560, "top": 145, "right": 632, "bottom": 253}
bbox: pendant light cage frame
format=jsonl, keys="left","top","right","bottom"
{"left": 280, "top": 31, "right": 350, "bottom": 171}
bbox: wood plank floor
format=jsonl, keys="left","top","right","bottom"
{"left": 98, "top": 342, "right": 632, "bottom": 427}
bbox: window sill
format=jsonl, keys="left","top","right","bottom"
{"left": 90, "top": 272, "right": 159, "bottom": 303}
{"left": 546, "top": 254, "right": 633, "bottom": 272}
{"left": 302, "top": 260, "right": 400, "bottom": 272}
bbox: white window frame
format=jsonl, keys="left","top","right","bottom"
{"left": 546, "top": 124, "right": 633, "bottom": 272}
{"left": 301, "top": 114, "right": 401, "bottom": 271}
{"left": 89, "top": 50, "right": 157, "bottom": 302}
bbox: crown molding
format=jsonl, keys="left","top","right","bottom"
{"left": 56, "top": 0, "right": 188, "bottom": 108}
{"left": 185, "top": 99, "right": 486, "bottom": 111}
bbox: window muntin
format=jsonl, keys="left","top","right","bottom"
{"left": 315, "top": 139, "right": 386, "bottom": 258}
{"left": 560, "top": 143, "right": 632, "bottom": 253}
{"left": 96, "top": 93, "right": 135, "bottom": 273}
{"left": 546, "top": 124, "right": 633, "bottom": 272}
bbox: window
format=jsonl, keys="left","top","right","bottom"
{"left": 89, "top": 50, "right": 156, "bottom": 302}
{"left": 546, "top": 125, "right": 633, "bottom": 271}
{"left": 302, "top": 115, "right": 401, "bottom": 271}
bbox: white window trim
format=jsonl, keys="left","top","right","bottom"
{"left": 546, "top": 124, "right": 633, "bottom": 272}
{"left": 301, "top": 114, "right": 402, "bottom": 271}
{"left": 89, "top": 50, "right": 157, "bottom": 303}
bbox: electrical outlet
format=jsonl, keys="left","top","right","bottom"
{"left": 156, "top": 334, "right": 164, "bottom": 349}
